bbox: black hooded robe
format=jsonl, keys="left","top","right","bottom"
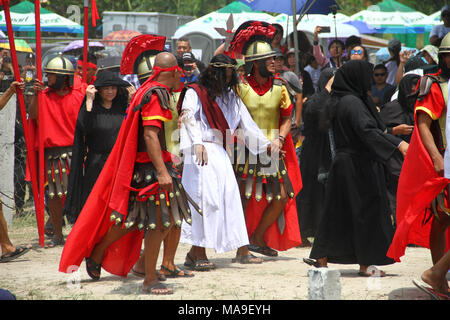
{"left": 379, "top": 74, "right": 419, "bottom": 224}
{"left": 64, "top": 100, "right": 126, "bottom": 224}
{"left": 64, "top": 71, "right": 129, "bottom": 224}
{"left": 309, "top": 61, "right": 400, "bottom": 266}
{"left": 296, "top": 69, "right": 334, "bottom": 240}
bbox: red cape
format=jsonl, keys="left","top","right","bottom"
{"left": 387, "top": 109, "right": 450, "bottom": 262}
{"left": 245, "top": 133, "right": 302, "bottom": 250}
{"left": 59, "top": 80, "right": 166, "bottom": 276}
{"left": 243, "top": 75, "right": 303, "bottom": 251}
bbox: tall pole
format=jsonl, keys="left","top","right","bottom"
{"left": 2, "top": 0, "right": 45, "bottom": 245}
{"left": 83, "top": 0, "right": 89, "bottom": 83}
{"left": 292, "top": 0, "right": 300, "bottom": 76}
{"left": 34, "top": 0, "right": 46, "bottom": 247}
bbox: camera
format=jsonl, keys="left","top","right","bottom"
{"left": 183, "top": 65, "right": 193, "bottom": 71}
{"left": 318, "top": 26, "right": 331, "bottom": 33}
{"left": 3, "top": 56, "right": 11, "bottom": 63}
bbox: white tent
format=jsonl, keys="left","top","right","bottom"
{"left": 420, "top": 10, "right": 441, "bottom": 26}
{"left": 271, "top": 13, "right": 351, "bottom": 37}
{"left": 350, "top": 4, "right": 429, "bottom": 34}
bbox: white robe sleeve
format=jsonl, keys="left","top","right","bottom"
{"left": 236, "top": 96, "right": 270, "bottom": 155}
{"left": 444, "top": 80, "right": 450, "bottom": 179}
{"left": 180, "top": 88, "right": 203, "bottom": 152}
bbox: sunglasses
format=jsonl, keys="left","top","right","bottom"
{"left": 350, "top": 49, "right": 363, "bottom": 55}
{"left": 374, "top": 72, "right": 387, "bottom": 77}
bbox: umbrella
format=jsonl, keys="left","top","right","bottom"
{"left": 239, "top": 0, "right": 307, "bottom": 15}
{"left": 217, "top": 1, "right": 263, "bottom": 13}
{"left": 63, "top": 40, "right": 104, "bottom": 56}
{"left": 0, "top": 38, "right": 33, "bottom": 52}
{"left": 0, "top": 1, "right": 83, "bottom": 34}
{"left": 103, "top": 30, "right": 142, "bottom": 46}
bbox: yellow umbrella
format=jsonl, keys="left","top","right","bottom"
{"left": 0, "top": 39, "right": 32, "bottom": 53}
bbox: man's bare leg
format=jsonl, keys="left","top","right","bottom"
{"left": 250, "top": 185, "right": 288, "bottom": 248}
{"left": 421, "top": 249, "right": 450, "bottom": 296}
{"left": 159, "top": 226, "right": 193, "bottom": 276}
{"left": 88, "top": 224, "right": 138, "bottom": 278}
{"left": 47, "top": 197, "right": 64, "bottom": 245}
{"left": 0, "top": 199, "right": 15, "bottom": 254}
{"left": 142, "top": 222, "right": 171, "bottom": 294}
{"left": 429, "top": 212, "right": 450, "bottom": 265}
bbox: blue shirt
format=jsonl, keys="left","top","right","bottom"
{"left": 371, "top": 83, "right": 396, "bottom": 104}
{"left": 181, "top": 73, "right": 198, "bottom": 84}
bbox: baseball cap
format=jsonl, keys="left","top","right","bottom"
{"left": 182, "top": 52, "right": 196, "bottom": 62}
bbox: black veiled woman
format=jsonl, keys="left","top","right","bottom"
{"left": 64, "top": 70, "right": 130, "bottom": 224}
{"left": 379, "top": 74, "right": 420, "bottom": 226}
{"left": 305, "top": 60, "right": 408, "bottom": 276}
{"left": 296, "top": 68, "right": 335, "bottom": 245}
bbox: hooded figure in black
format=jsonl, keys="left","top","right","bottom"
{"left": 296, "top": 68, "right": 335, "bottom": 245}
{"left": 379, "top": 73, "right": 420, "bottom": 226}
{"left": 64, "top": 70, "right": 130, "bottom": 224}
{"left": 305, "top": 60, "right": 407, "bottom": 275}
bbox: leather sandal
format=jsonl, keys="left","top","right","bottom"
{"left": 184, "top": 253, "right": 215, "bottom": 271}
{"left": 85, "top": 257, "right": 101, "bottom": 281}
{"left": 160, "top": 265, "right": 194, "bottom": 278}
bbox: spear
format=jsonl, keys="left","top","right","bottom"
{"left": 82, "top": 0, "right": 89, "bottom": 83}
{"left": 82, "top": 0, "right": 100, "bottom": 83}
{"left": 1, "top": 0, "right": 45, "bottom": 245}
{"left": 33, "top": 0, "right": 46, "bottom": 247}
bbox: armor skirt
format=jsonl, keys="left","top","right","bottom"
{"left": 110, "top": 162, "right": 201, "bottom": 232}
{"left": 233, "top": 143, "right": 296, "bottom": 202}
{"left": 45, "top": 146, "right": 72, "bottom": 199}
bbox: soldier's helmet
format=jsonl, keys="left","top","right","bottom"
{"left": 136, "top": 54, "right": 157, "bottom": 82}
{"left": 44, "top": 54, "right": 75, "bottom": 75}
{"left": 244, "top": 41, "right": 277, "bottom": 62}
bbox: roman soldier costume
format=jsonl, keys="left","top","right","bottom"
{"left": 229, "top": 21, "right": 302, "bottom": 251}
{"left": 387, "top": 34, "right": 450, "bottom": 261}
{"left": 28, "top": 55, "right": 84, "bottom": 200}
{"left": 59, "top": 35, "right": 199, "bottom": 277}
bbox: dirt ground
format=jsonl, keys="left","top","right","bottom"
{"left": 0, "top": 214, "right": 446, "bottom": 301}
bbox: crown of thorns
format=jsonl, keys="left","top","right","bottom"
{"left": 209, "top": 62, "right": 236, "bottom": 68}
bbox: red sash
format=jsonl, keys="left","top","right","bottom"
{"left": 178, "top": 83, "right": 230, "bottom": 149}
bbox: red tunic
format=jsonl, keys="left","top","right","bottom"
{"left": 387, "top": 74, "right": 450, "bottom": 261}
{"left": 243, "top": 75, "right": 303, "bottom": 251}
{"left": 26, "top": 87, "right": 84, "bottom": 184}
{"left": 39, "top": 87, "right": 85, "bottom": 149}
{"left": 59, "top": 80, "right": 174, "bottom": 277}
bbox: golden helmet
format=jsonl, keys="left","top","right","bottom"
{"left": 44, "top": 54, "right": 75, "bottom": 75}
{"left": 439, "top": 32, "right": 450, "bottom": 54}
{"left": 137, "top": 55, "right": 157, "bottom": 81}
{"left": 244, "top": 41, "right": 276, "bottom": 62}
